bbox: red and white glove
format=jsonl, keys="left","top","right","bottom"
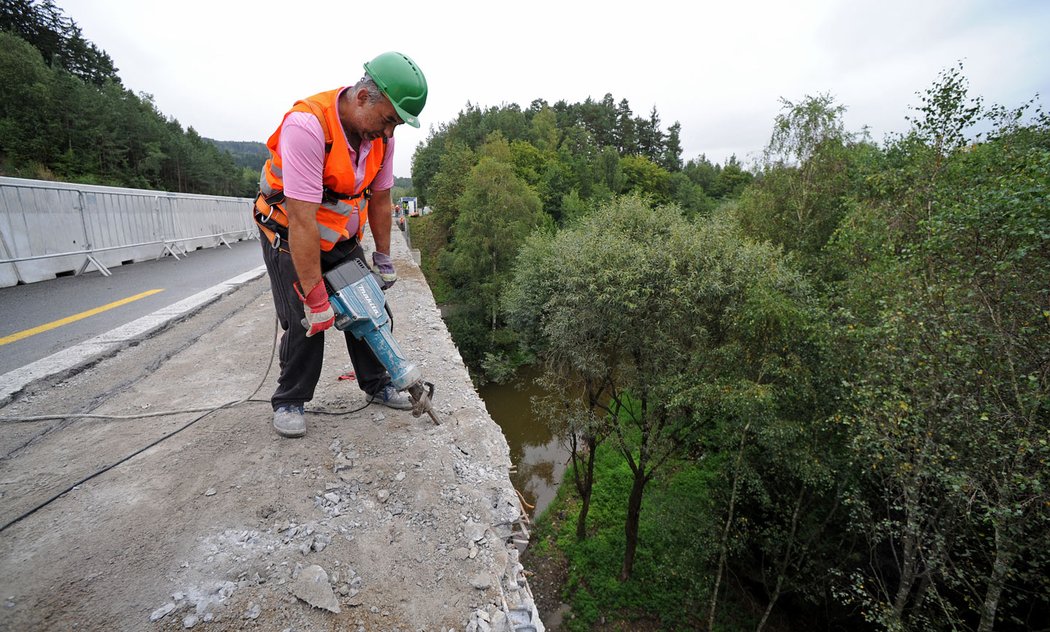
{"left": 294, "top": 281, "right": 334, "bottom": 337}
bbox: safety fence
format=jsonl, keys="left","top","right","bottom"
{"left": 0, "top": 177, "right": 256, "bottom": 288}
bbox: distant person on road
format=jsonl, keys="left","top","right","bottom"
{"left": 253, "top": 52, "right": 428, "bottom": 438}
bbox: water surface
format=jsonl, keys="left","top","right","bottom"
{"left": 478, "top": 366, "right": 569, "bottom": 520}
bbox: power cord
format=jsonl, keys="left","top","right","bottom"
{"left": 0, "top": 317, "right": 373, "bottom": 534}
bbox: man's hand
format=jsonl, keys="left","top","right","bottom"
{"left": 294, "top": 280, "right": 334, "bottom": 337}
{"left": 371, "top": 251, "right": 397, "bottom": 290}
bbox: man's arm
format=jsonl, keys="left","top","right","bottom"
{"left": 278, "top": 112, "right": 327, "bottom": 294}
{"left": 368, "top": 188, "right": 393, "bottom": 256}
{"left": 286, "top": 196, "right": 324, "bottom": 293}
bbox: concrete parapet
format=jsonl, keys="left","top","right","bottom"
{"left": 0, "top": 226, "right": 543, "bottom": 630}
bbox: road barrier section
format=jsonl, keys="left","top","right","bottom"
{"left": 0, "top": 177, "right": 255, "bottom": 287}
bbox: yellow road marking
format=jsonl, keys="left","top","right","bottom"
{"left": 0, "top": 289, "right": 164, "bottom": 346}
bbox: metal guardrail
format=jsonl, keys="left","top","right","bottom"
{"left": 0, "top": 177, "right": 256, "bottom": 287}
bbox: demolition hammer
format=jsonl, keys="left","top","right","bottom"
{"left": 312, "top": 258, "right": 440, "bottom": 424}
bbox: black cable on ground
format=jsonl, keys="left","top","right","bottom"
{"left": 0, "top": 400, "right": 373, "bottom": 423}
{"left": 0, "top": 402, "right": 235, "bottom": 534}
{"left": 0, "top": 316, "right": 375, "bottom": 534}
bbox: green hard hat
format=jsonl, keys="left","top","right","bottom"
{"left": 363, "top": 52, "right": 428, "bottom": 128}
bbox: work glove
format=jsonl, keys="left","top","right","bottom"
{"left": 294, "top": 280, "right": 334, "bottom": 337}
{"left": 370, "top": 251, "right": 397, "bottom": 290}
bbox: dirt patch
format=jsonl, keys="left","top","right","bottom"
{"left": 521, "top": 544, "right": 570, "bottom": 631}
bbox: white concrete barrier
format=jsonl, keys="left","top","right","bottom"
{"left": 0, "top": 177, "right": 255, "bottom": 287}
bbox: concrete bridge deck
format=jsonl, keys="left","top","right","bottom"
{"left": 0, "top": 231, "right": 542, "bottom": 631}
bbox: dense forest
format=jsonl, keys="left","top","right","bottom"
{"left": 207, "top": 139, "right": 269, "bottom": 172}
{"left": 409, "top": 94, "right": 752, "bottom": 379}
{"left": 408, "top": 66, "right": 1048, "bottom": 631}
{"left": 0, "top": 0, "right": 257, "bottom": 195}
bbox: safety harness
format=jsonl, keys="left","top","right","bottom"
{"left": 254, "top": 97, "right": 387, "bottom": 253}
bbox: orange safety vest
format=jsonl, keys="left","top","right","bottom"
{"left": 254, "top": 88, "right": 387, "bottom": 251}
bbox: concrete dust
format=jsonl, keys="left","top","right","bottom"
{"left": 0, "top": 235, "right": 542, "bottom": 631}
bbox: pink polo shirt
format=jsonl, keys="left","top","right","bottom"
{"left": 278, "top": 88, "right": 395, "bottom": 236}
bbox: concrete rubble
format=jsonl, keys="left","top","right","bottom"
{"left": 0, "top": 231, "right": 545, "bottom": 631}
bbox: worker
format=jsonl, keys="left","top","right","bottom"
{"left": 253, "top": 51, "right": 428, "bottom": 438}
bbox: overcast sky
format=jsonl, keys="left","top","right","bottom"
{"left": 60, "top": 0, "right": 1049, "bottom": 178}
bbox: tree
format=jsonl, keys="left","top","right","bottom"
{"left": 660, "top": 121, "right": 683, "bottom": 172}
{"left": 0, "top": 24, "right": 249, "bottom": 194}
{"left": 828, "top": 66, "right": 1050, "bottom": 631}
{"left": 410, "top": 127, "right": 445, "bottom": 204}
{"left": 577, "top": 93, "right": 617, "bottom": 149}
{"left": 509, "top": 139, "right": 547, "bottom": 188}
{"left": 528, "top": 104, "right": 559, "bottom": 152}
{"left": 736, "top": 94, "right": 853, "bottom": 264}
{"left": 684, "top": 153, "right": 718, "bottom": 193}
{"left": 505, "top": 196, "right": 697, "bottom": 579}
{"left": 668, "top": 171, "right": 713, "bottom": 217}
{"left": 441, "top": 156, "right": 547, "bottom": 373}
{"left": 1, "top": 0, "right": 119, "bottom": 86}
{"left": 636, "top": 106, "right": 665, "bottom": 162}
{"left": 505, "top": 230, "right": 609, "bottom": 540}
{"left": 594, "top": 145, "right": 623, "bottom": 196}
{"left": 620, "top": 154, "right": 671, "bottom": 202}
{"left": 713, "top": 155, "right": 753, "bottom": 198}
{"left": 0, "top": 31, "right": 52, "bottom": 168}
{"left": 427, "top": 141, "right": 475, "bottom": 231}
{"left": 507, "top": 196, "right": 818, "bottom": 585}
{"left": 615, "top": 98, "right": 637, "bottom": 155}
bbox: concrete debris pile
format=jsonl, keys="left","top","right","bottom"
{"left": 0, "top": 230, "right": 544, "bottom": 631}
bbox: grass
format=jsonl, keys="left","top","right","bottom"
{"left": 530, "top": 443, "right": 744, "bottom": 631}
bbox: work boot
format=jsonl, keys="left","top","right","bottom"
{"left": 273, "top": 404, "right": 306, "bottom": 438}
{"left": 366, "top": 384, "right": 413, "bottom": 410}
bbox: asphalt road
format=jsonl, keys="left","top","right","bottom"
{"left": 0, "top": 238, "right": 266, "bottom": 375}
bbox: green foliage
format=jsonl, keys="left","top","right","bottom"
{"left": 724, "top": 64, "right": 1050, "bottom": 631}
{"left": 836, "top": 84, "right": 1050, "bottom": 630}
{"left": 511, "top": 65, "right": 1049, "bottom": 631}
{"left": 438, "top": 156, "right": 549, "bottom": 378}
{"left": 411, "top": 94, "right": 753, "bottom": 387}
{"left": 0, "top": 27, "right": 251, "bottom": 195}
{"left": 410, "top": 91, "right": 756, "bottom": 384}
{"left": 735, "top": 94, "right": 857, "bottom": 267}
{"left": 620, "top": 154, "right": 672, "bottom": 202}
{"left": 1, "top": 0, "right": 119, "bottom": 86}
{"left": 529, "top": 104, "right": 560, "bottom": 152}
{"left": 505, "top": 194, "right": 825, "bottom": 597}
{"left": 401, "top": 214, "right": 451, "bottom": 300}
{"left": 207, "top": 139, "right": 268, "bottom": 170}
{"left": 539, "top": 444, "right": 724, "bottom": 631}
{"left": 414, "top": 94, "right": 746, "bottom": 231}
{"left": 426, "top": 141, "right": 475, "bottom": 231}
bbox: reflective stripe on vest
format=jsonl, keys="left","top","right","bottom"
{"left": 256, "top": 88, "right": 386, "bottom": 251}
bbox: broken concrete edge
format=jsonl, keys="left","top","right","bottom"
{"left": 6, "top": 230, "right": 549, "bottom": 630}
{"left": 0, "top": 266, "right": 268, "bottom": 407}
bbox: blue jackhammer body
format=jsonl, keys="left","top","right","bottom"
{"left": 322, "top": 258, "right": 438, "bottom": 423}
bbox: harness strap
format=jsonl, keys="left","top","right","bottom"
{"left": 254, "top": 194, "right": 289, "bottom": 252}
{"left": 254, "top": 188, "right": 371, "bottom": 229}
{"left": 254, "top": 92, "right": 392, "bottom": 250}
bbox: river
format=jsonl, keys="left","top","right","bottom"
{"left": 477, "top": 365, "right": 569, "bottom": 520}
